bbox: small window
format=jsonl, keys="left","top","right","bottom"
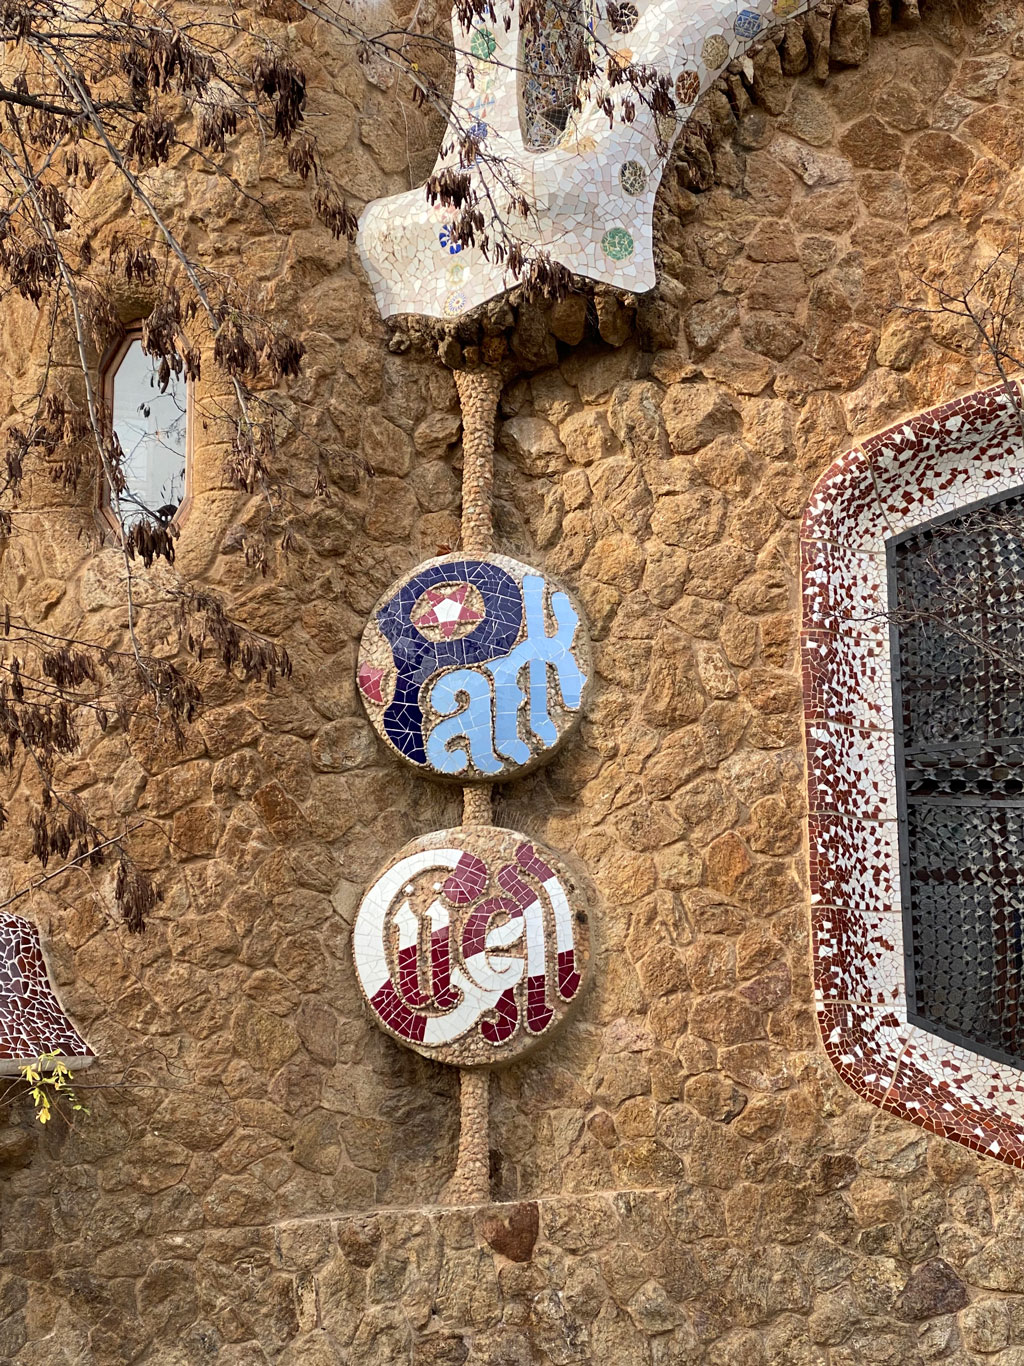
{"left": 891, "top": 488, "right": 1024, "bottom": 1069}
{"left": 101, "top": 329, "right": 189, "bottom": 532}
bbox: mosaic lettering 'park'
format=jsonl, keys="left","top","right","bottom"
{"left": 4, "top": 0, "right": 1024, "bottom": 1357}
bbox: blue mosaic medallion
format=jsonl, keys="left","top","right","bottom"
{"left": 733, "top": 7, "right": 763, "bottom": 37}
{"left": 357, "top": 554, "right": 592, "bottom": 781}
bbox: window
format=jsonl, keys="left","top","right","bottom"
{"left": 801, "top": 382, "right": 1024, "bottom": 1164}
{"left": 891, "top": 489, "right": 1024, "bottom": 1069}
{"left": 101, "top": 329, "right": 189, "bottom": 532}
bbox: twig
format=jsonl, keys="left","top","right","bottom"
{"left": 0, "top": 822, "right": 144, "bottom": 912}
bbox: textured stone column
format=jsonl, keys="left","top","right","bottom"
{"left": 441, "top": 1067, "right": 491, "bottom": 1205}
{"left": 454, "top": 367, "right": 502, "bottom": 556}
{"left": 445, "top": 365, "right": 503, "bottom": 1204}
{"left": 462, "top": 785, "right": 492, "bottom": 824}
{"left": 456, "top": 364, "right": 500, "bottom": 836}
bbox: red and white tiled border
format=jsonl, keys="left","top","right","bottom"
{"left": 802, "top": 382, "right": 1024, "bottom": 1164}
{"left": 0, "top": 913, "right": 93, "bottom": 1074}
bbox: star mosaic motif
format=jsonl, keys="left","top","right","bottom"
{"left": 411, "top": 583, "right": 484, "bottom": 639}
{"left": 357, "top": 662, "right": 387, "bottom": 704}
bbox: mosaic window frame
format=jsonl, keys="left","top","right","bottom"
{"left": 802, "top": 381, "right": 1024, "bottom": 1165}
{"left": 98, "top": 323, "right": 193, "bottom": 538}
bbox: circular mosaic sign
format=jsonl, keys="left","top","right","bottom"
{"left": 352, "top": 827, "right": 592, "bottom": 1065}
{"left": 357, "top": 553, "right": 592, "bottom": 782}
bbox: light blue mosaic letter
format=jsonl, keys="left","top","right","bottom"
{"left": 488, "top": 576, "right": 585, "bottom": 762}
{"left": 426, "top": 670, "right": 503, "bottom": 775}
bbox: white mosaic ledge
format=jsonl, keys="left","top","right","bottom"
{"left": 357, "top": 0, "right": 816, "bottom": 320}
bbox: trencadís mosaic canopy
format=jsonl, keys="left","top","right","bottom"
{"left": 357, "top": 0, "right": 817, "bottom": 319}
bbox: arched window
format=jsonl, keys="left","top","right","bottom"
{"left": 891, "top": 488, "right": 1024, "bottom": 1068}
{"left": 802, "top": 383, "right": 1024, "bottom": 1165}
{"left": 100, "top": 327, "right": 189, "bottom": 533}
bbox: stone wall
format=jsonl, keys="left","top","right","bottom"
{"left": 2, "top": 0, "right": 1024, "bottom": 1361}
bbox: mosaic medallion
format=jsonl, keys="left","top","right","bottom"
{"left": 357, "top": 554, "right": 592, "bottom": 781}
{"left": 438, "top": 226, "right": 464, "bottom": 255}
{"left": 609, "top": 0, "right": 639, "bottom": 32}
{"left": 675, "top": 69, "right": 700, "bottom": 105}
{"left": 619, "top": 160, "right": 648, "bottom": 195}
{"left": 701, "top": 33, "right": 730, "bottom": 66}
{"left": 601, "top": 227, "right": 634, "bottom": 260}
{"left": 352, "top": 827, "right": 592, "bottom": 1064}
{"left": 0, "top": 915, "right": 93, "bottom": 1074}
{"left": 733, "top": 7, "right": 763, "bottom": 37}
{"left": 470, "top": 26, "right": 497, "bottom": 58}
{"left": 655, "top": 111, "right": 680, "bottom": 143}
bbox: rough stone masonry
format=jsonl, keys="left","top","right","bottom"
{"left": 2, "top": 0, "right": 1024, "bottom": 1360}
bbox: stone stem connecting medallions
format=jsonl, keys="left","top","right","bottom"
{"left": 352, "top": 827, "right": 592, "bottom": 1066}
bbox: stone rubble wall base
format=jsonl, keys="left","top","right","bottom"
{"left": 271, "top": 1181, "right": 1023, "bottom": 1365}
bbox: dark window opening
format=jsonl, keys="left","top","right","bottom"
{"left": 892, "top": 486, "right": 1024, "bottom": 1068}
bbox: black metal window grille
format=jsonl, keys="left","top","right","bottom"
{"left": 890, "top": 485, "right": 1024, "bottom": 1069}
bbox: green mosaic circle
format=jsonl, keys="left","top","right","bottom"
{"left": 470, "top": 27, "right": 497, "bottom": 58}
{"left": 601, "top": 227, "right": 635, "bottom": 261}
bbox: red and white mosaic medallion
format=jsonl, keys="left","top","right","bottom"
{"left": 352, "top": 827, "right": 592, "bottom": 1065}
